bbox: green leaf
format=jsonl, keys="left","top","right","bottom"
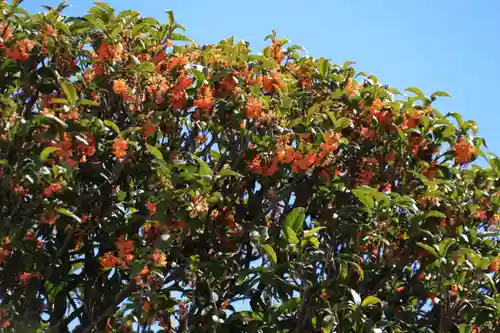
{"left": 318, "top": 58, "right": 330, "bottom": 78}
{"left": 136, "top": 62, "right": 155, "bottom": 73}
{"left": 57, "top": 208, "right": 81, "bottom": 223}
{"left": 352, "top": 188, "right": 374, "bottom": 211}
{"left": 346, "top": 261, "right": 364, "bottom": 280}
{"left": 347, "top": 287, "right": 361, "bottom": 306}
{"left": 104, "top": 120, "right": 121, "bottom": 134}
{"left": 416, "top": 242, "right": 439, "bottom": 258}
{"left": 51, "top": 98, "right": 69, "bottom": 105}
{"left": 79, "top": 99, "right": 100, "bottom": 106}
{"left": 166, "top": 10, "right": 175, "bottom": 26}
{"left": 40, "top": 114, "right": 68, "bottom": 128}
{"left": 170, "top": 33, "right": 193, "bottom": 42}
{"left": 308, "top": 237, "right": 320, "bottom": 248}
{"left": 445, "top": 112, "right": 463, "bottom": 127}
{"left": 192, "top": 154, "right": 213, "bottom": 177}
{"left": 438, "top": 238, "right": 456, "bottom": 257}
{"left": 303, "top": 227, "right": 326, "bottom": 239}
{"left": 61, "top": 81, "right": 77, "bottom": 106}
{"left": 425, "top": 210, "right": 446, "bottom": 219}
{"left": 146, "top": 144, "right": 163, "bottom": 160}
{"left": 361, "top": 296, "right": 382, "bottom": 308}
{"left": 335, "top": 117, "right": 350, "bottom": 131}
{"left": 431, "top": 91, "right": 451, "bottom": 98}
{"left": 283, "top": 226, "right": 299, "bottom": 245}
{"left": 261, "top": 244, "right": 277, "bottom": 264}
{"left": 190, "top": 69, "right": 207, "bottom": 85}
{"left": 405, "top": 87, "right": 424, "bottom": 97}
{"left": 40, "top": 147, "right": 59, "bottom": 161}
{"left": 217, "top": 169, "right": 244, "bottom": 179}
{"left": 284, "top": 207, "right": 306, "bottom": 232}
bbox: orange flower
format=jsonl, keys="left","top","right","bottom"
{"left": 152, "top": 249, "right": 167, "bottom": 267}
{"left": 246, "top": 96, "right": 262, "bottom": 120}
{"left": 453, "top": 138, "right": 475, "bottom": 164}
{"left": 319, "top": 170, "right": 330, "bottom": 183}
{"left": 263, "top": 155, "right": 279, "bottom": 176}
{"left": 248, "top": 155, "right": 263, "bottom": 174}
{"left": 298, "top": 153, "right": 316, "bottom": 171}
{"left": 19, "top": 272, "right": 39, "bottom": 285}
{"left": 357, "top": 169, "right": 374, "bottom": 186}
{"left": 146, "top": 201, "right": 156, "bottom": 216}
{"left": 278, "top": 146, "right": 295, "bottom": 164}
{"left": 0, "top": 23, "right": 13, "bottom": 40}
{"left": 489, "top": 258, "right": 499, "bottom": 273}
{"left": 369, "top": 98, "right": 383, "bottom": 113}
{"left": 385, "top": 151, "right": 395, "bottom": 163}
{"left": 5, "top": 40, "right": 35, "bottom": 62}
{"left": 193, "top": 86, "right": 214, "bottom": 111}
{"left": 43, "top": 182, "right": 63, "bottom": 197}
{"left": 195, "top": 135, "right": 208, "bottom": 145}
{"left": 76, "top": 134, "right": 96, "bottom": 161}
{"left": 143, "top": 119, "right": 157, "bottom": 138}
{"left": 219, "top": 75, "right": 237, "bottom": 93}
{"left": 113, "top": 79, "right": 129, "bottom": 97}
{"left": 115, "top": 236, "right": 135, "bottom": 258}
{"left": 113, "top": 138, "right": 128, "bottom": 160}
{"left": 96, "top": 42, "right": 123, "bottom": 62}
{"left": 100, "top": 252, "right": 118, "bottom": 269}
{"left": 269, "top": 40, "right": 285, "bottom": 63}
{"left": 96, "top": 42, "right": 113, "bottom": 61}
{"left": 263, "top": 72, "right": 284, "bottom": 94}
{"left": 450, "top": 284, "right": 458, "bottom": 297}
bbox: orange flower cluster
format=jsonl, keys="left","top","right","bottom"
{"left": 113, "top": 138, "right": 128, "bottom": 161}
{"left": 0, "top": 308, "right": 10, "bottom": 329}
{"left": 4, "top": 39, "right": 35, "bottom": 62}
{"left": 143, "top": 119, "right": 157, "bottom": 138}
{"left": 245, "top": 96, "right": 263, "bottom": 120}
{"left": 193, "top": 85, "right": 214, "bottom": 111}
{"left": 357, "top": 157, "right": 378, "bottom": 186}
{"left": 146, "top": 201, "right": 156, "bottom": 216}
{"left": 345, "top": 80, "right": 358, "bottom": 96}
{"left": 489, "top": 258, "right": 500, "bottom": 273}
{"left": 19, "top": 272, "right": 40, "bottom": 285}
{"left": 248, "top": 154, "right": 279, "bottom": 176}
{"left": 76, "top": 133, "right": 96, "bottom": 162}
{"left": 269, "top": 40, "right": 285, "bottom": 64}
{"left": 0, "top": 23, "right": 13, "bottom": 40}
{"left": 113, "top": 79, "right": 130, "bottom": 100}
{"left": 101, "top": 236, "right": 136, "bottom": 269}
{"left": 146, "top": 74, "right": 170, "bottom": 105}
{"left": 96, "top": 42, "right": 123, "bottom": 62}
{"left": 453, "top": 138, "right": 475, "bottom": 164}
{"left": 152, "top": 249, "right": 167, "bottom": 267}
{"left": 100, "top": 252, "right": 118, "bottom": 269}
{"left": 0, "top": 237, "right": 12, "bottom": 265}
{"left": 115, "top": 236, "right": 135, "bottom": 264}
{"left": 51, "top": 132, "right": 77, "bottom": 167}
{"left": 43, "top": 182, "right": 63, "bottom": 197}
{"left": 263, "top": 72, "right": 285, "bottom": 94}
{"left": 169, "top": 76, "right": 192, "bottom": 110}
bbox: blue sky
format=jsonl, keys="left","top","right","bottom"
{"left": 24, "top": 0, "right": 500, "bottom": 155}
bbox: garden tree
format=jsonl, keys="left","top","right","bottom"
{"left": 0, "top": 1, "right": 500, "bottom": 332}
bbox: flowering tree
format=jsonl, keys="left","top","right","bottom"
{"left": 0, "top": 1, "right": 499, "bottom": 332}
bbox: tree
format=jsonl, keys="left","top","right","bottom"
{"left": 0, "top": 1, "right": 499, "bottom": 332}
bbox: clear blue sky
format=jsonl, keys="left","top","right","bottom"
{"left": 24, "top": 0, "right": 500, "bottom": 155}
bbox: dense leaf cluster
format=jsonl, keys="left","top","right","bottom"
{"left": 0, "top": 1, "right": 499, "bottom": 332}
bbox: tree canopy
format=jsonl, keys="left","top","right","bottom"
{"left": 0, "top": 1, "right": 499, "bottom": 332}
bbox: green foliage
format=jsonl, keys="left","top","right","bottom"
{"left": 0, "top": 1, "right": 498, "bottom": 332}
